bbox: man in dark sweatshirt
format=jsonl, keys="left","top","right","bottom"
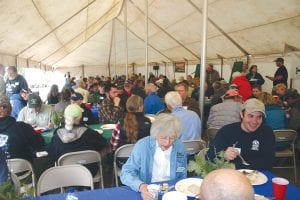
{"left": 207, "top": 98, "right": 275, "bottom": 170}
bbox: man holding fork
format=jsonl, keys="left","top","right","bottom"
{"left": 207, "top": 98, "right": 275, "bottom": 170}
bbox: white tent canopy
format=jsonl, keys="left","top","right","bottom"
{"left": 0, "top": 0, "right": 299, "bottom": 72}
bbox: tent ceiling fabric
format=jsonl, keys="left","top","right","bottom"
{"left": 0, "top": 0, "right": 299, "bottom": 68}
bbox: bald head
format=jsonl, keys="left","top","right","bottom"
{"left": 200, "top": 169, "right": 254, "bottom": 200}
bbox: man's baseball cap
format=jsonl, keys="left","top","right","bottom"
{"left": 243, "top": 98, "right": 265, "bottom": 117}
{"left": 70, "top": 92, "right": 83, "bottom": 101}
{"left": 28, "top": 94, "right": 42, "bottom": 108}
{"left": 274, "top": 57, "right": 284, "bottom": 62}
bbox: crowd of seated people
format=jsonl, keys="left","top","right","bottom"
{"left": 1, "top": 62, "right": 300, "bottom": 199}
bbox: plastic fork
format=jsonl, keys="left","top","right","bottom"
{"left": 238, "top": 154, "right": 250, "bottom": 166}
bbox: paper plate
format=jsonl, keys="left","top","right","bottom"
{"left": 95, "top": 129, "right": 103, "bottom": 134}
{"left": 145, "top": 114, "right": 156, "bottom": 123}
{"left": 175, "top": 178, "right": 203, "bottom": 197}
{"left": 238, "top": 169, "right": 268, "bottom": 185}
{"left": 255, "top": 194, "right": 268, "bottom": 200}
{"left": 162, "top": 191, "right": 187, "bottom": 200}
{"left": 100, "top": 124, "right": 116, "bottom": 130}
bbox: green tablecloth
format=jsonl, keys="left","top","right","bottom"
{"left": 41, "top": 124, "right": 113, "bottom": 150}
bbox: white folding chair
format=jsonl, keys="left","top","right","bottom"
{"left": 182, "top": 140, "right": 206, "bottom": 155}
{"left": 206, "top": 127, "right": 219, "bottom": 145}
{"left": 273, "top": 129, "right": 298, "bottom": 182}
{"left": 113, "top": 144, "right": 135, "bottom": 186}
{"left": 10, "top": 172, "right": 21, "bottom": 195}
{"left": 57, "top": 150, "right": 104, "bottom": 188}
{"left": 7, "top": 158, "right": 36, "bottom": 195}
{"left": 37, "top": 165, "right": 94, "bottom": 195}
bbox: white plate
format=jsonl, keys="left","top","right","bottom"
{"left": 255, "top": 194, "right": 268, "bottom": 200}
{"left": 95, "top": 129, "right": 103, "bottom": 134}
{"left": 238, "top": 169, "right": 268, "bottom": 185}
{"left": 100, "top": 124, "right": 116, "bottom": 130}
{"left": 145, "top": 114, "right": 156, "bottom": 123}
{"left": 163, "top": 191, "right": 187, "bottom": 200}
{"left": 175, "top": 178, "right": 203, "bottom": 197}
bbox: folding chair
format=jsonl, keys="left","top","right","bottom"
{"left": 183, "top": 140, "right": 206, "bottom": 155}
{"left": 57, "top": 150, "right": 104, "bottom": 188}
{"left": 198, "top": 148, "right": 209, "bottom": 160}
{"left": 7, "top": 158, "right": 36, "bottom": 195}
{"left": 183, "top": 140, "right": 206, "bottom": 162}
{"left": 37, "top": 165, "right": 94, "bottom": 195}
{"left": 206, "top": 127, "right": 219, "bottom": 145}
{"left": 113, "top": 144, "right": 135, "bottom": 186}
{"left": 11, "top": 172, "right": 21, "bottom": 195}
{"left": 273, "top": 129, "right": 298, "bottom": 182}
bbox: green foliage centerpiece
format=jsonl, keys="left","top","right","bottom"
{"left": 188, "top": 150, "right": 234, "bottom": 177}
{"left": 52, "top": 110, "right": 64, "bottom": 128}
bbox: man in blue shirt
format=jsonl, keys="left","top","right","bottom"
{"left": 165, "top": 91, "right": 201, "bottom": 140}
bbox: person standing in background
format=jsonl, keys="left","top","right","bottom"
{"left": 5, "top": 66, "right": 28, "bottom": 98}
{"left": 0, "top": 64, "right": 5, "bottom": 95}
{"left": 205, "top": 64, "right": 220, "bottom": 97}
{"left": 246, "top": 65, "right": 265, "bottom": 86}
{"left": 266, "top": 57, "right": 288, "bottom": 87}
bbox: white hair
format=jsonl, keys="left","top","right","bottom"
{"left": 165, "top": 91, "right": 182, "bottom": 109}
{"left": 150, "top": 113, "right": 181, "bottom": 138}
{"left": 232, "top": 71, "right": 242, "bottom": 79}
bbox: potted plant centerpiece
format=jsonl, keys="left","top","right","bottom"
{"left": 188, "top": 150, "right": 234, "bottom": 177}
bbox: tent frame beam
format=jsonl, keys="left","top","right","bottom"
{"left": 130, "top": 0, "right": 200, "bottom": 60}
{"left": 42, "top": 2, "right": 123, "bottom": 66}
{"left": 17, "top": 0, "right": 97, "bottom": 56}
{"left": 116, "top": 18, "right": 174, "bottom": 63}
{"left": 187, "top": 0, "right": 250, "bottom": 56}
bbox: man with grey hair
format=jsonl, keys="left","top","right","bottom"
{"left": 0, "top": 64, "right": 5, "bottom": 95}
{"left": 200, "top": 169, "right": 255, "bottom": 200}
{"left": 165, "top": 91, "right": 201, "bottom": 140}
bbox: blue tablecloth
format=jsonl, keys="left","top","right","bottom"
{"left": 25, "top": 171, "right": 300, "bottom": 200}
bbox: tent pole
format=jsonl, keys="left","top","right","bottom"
{"left": 221, "top": 57, "right": 224, "bottom": 78}
{"left": 145, "top": 0, "right": 149, "bottom": 83}
{"left": 163, "top": 61, "right": 167, "bottom": 76}
{"left": 114, "top": 20, "right": 117, "bottom": 78}
{"left": 107, "top": 21, "right": 115, "bottom": 77}
{"left": 184, "top": 58, "right": 188, "bottom": 77}
{"left": 116, "top": 19, "right": 173, "bottom": 62}
{"left": 199, "top": 0, "right": 208, "bottom": 132}
{"left": 124, "top": 0, "right": 128, "bottom": 79}
{"left": 82, "top": 64, "right": 85, "bottom": 77}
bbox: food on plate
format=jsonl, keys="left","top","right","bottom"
{"left": 255, "top": 194, "right": 267, "bottom": 200}
{"left": 241, "top": 170, "right": 258, "bottom": 184}
{"left": 238, "top": 169, "right": 267, "bottom": 185}
{"left": 187, "top": 184, "right": 199, "bottom": 194}
{"left": 175, "top": 178, "right": 202, "bottom": 197}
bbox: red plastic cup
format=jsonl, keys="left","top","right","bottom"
{"left": 272, "top": 177, "right": 289, "bottom": 200}
{"left": 85, "top": 103, "right": 92, "bottom": 109}
{"left": 273, "top": 95, "right": 279, "bottom": 102}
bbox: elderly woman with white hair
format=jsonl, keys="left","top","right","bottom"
{"left": 120, "top": 113, "right": 186, "bottom": 200}
{"left": 49, "top": 104, "right": 106, "bottom": 175}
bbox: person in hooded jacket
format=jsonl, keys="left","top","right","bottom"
{"left": 49, "top": 104, "right": 106, "bottom": 175}
{"left": 0, "top": 94, "right": 44, "bottom": 163}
